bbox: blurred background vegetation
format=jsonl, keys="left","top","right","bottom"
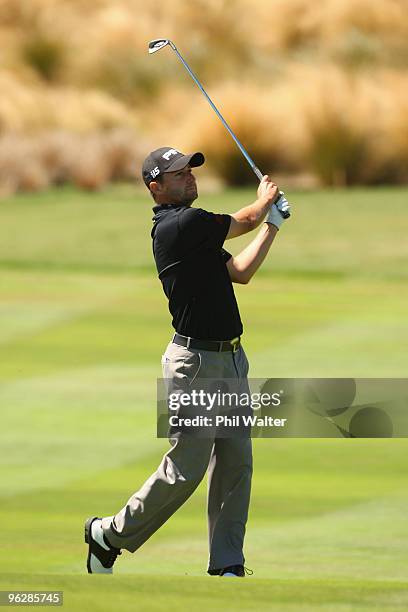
{"left": 0, "top": 0, "right": 407, "bottom": 195}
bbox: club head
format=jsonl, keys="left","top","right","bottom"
{"left": 148, "top": 39, "right": 171, "bottom": 54}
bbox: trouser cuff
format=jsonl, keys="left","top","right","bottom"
{"left": 101, "top": 516, "right": 126, "bottom": 550}
{"left": 207, "top": 556, "right": 244, "bottom": 575}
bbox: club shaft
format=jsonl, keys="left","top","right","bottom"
{"left": 170, "top": 44, "right": 264, "bottom": 182}
{"left": 325, "top": 416, "right": 355, "bottom": 438}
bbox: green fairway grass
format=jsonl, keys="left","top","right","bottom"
{"left": 1, "top": 186, "right": 407, "bottom": 610}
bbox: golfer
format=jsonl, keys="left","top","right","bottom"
{"left": 85, "top": 147, "right": 290, "bottom": 577}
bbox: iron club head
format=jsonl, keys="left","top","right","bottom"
{"left": 148, "top": 39, "right": 173, "bottom": 54}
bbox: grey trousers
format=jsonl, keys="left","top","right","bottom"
{"left": 101, "top": 339, "right": 253, "bottom": 573}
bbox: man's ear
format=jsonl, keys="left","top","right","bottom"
{"left": 149, "top": 180, "right": 162, "bottom": 198}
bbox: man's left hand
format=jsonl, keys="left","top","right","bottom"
{"left": 265, "top": 193, "right": 291, "bottom": 230}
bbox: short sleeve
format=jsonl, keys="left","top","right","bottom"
{"left": 221, "top": 248, "right": 232, "bottom": 264}
{"left": 179, "top": 207, "right": 231, "bottom": 249}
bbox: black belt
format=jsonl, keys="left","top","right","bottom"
{"left": 173, "top": 333, "right": 241, "bottom": 353}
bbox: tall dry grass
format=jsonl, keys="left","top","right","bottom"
{"left": 273, "top": 66, "right": 408, "bottom": 186}
{"left": 0, "top": 70, "right": 136, "bottom": 133}
{"left": 0, "top": 129, "right": 147, "bottom": 196}
{"left": 158, "top": 67, "right": 408, "bottom": 187}
{"left": 248, "top": 0, "right": 408, "bottom": 59}
{"left": 0, "top": 0, "right": 407, "bottom": 190}
{"left": 290, "top": 67, "right": 377, "bottom": 186}
{"left": 172, "top": 82, "right": 301, "bottom": 185}
{"left": 0, "top": 135, "right": 50, "bottom": 196}
{"left": 21, "top": 31, "right": 66, "bottom": 82}
{"left": 373, "top": 72, "right": 408, "bottom": 183}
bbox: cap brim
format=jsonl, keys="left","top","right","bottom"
{"left": 165, "top": 152, "right": 205, "bottom": 173}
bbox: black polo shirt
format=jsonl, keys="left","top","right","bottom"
{"left": 151, "top": 204, "right": 243, "bottom": 340}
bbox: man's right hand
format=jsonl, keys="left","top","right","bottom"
{"left": 257, "top": 175, "right": 279, "bottom": 204}
{"left": 226, "top": 175, "right": 281, "bottom": 240}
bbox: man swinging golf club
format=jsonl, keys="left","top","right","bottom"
{"left": 85, "top": 146, "right": 291, "bottom": 577}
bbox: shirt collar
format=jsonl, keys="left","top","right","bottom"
{"left": 152, "top": 204, "right": 174, "bottom": 213}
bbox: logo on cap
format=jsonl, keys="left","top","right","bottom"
{"left": 162, "top": 148, "right": 179, "bottom": 161}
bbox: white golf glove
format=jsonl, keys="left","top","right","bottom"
{"left": 265, "top": 192, "right": 291, "bottom": 230}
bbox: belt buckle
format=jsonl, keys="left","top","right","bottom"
{"left": 230, "top": 337, "right": 240, "bottom": 353}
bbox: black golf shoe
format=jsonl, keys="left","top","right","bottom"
{"left": 85, "top": 516, "right": 121, "bottom": 574}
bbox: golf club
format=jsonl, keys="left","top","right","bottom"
{"left": 306, "top": 403, "right": 355, "bottom": 438}
{"left": 148, "top": 38, "right": 290, "bottom": 218}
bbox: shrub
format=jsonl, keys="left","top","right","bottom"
{"left": 91, "top": 52, "right": 165, "bottom": 103}
{"left": 68, "top": 130, "right": 145, "bottom": 190}
{"left": 305, "top": 112, "right": 371, "bottom": 186}
{"left": 373, "top": 73, "right": 408, "bottom": 183}
{"left": 248, "top": 0, "right": 319, "bottom": 53}
{"left": 69, "top": 139, "right": 111, "bottom": 191}
{"left": 0, "top": 129, "right": 148, "bottom": 197}
{"left": 296, "top": 68, "right": 378, "bottom": 186}
{"left": 0, "top": 135, "right": 50, "bottom": 196}
{"left": 21, "top": 32, "right": 66, "bottom": 82}
{"left": 0, "top": 70, "right": 136, "bottom": 133}
{"left": 102, "top": 129, "right": 145, "bottom": 182}
{"left": 331, "top": 29, "right": 383, "bottom": 69}
{"left": 183, "top": 84, "right": 299, "bottom": 186}
{"left": 37, "top": 131, "right": 78, "bottom": 184}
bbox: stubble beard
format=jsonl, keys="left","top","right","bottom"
{"left": 179, "top": 186, "right": 198, "bottom": 207}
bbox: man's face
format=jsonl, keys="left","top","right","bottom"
{"left": 153, "top": 165, "right": 198, "bottom": 206}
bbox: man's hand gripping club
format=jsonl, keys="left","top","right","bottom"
{"left": 258, "top": 176, "right": 291, "bottom": 230}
